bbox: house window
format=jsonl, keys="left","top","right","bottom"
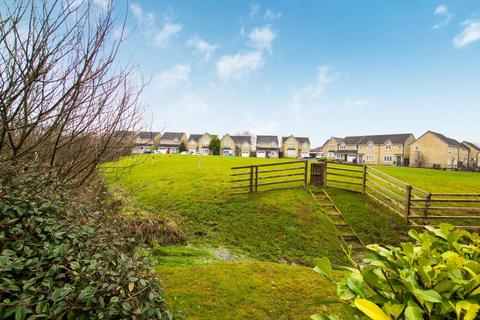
{"left": 384, "top": 156, "right": 392, "bottom": 162}
{"left": 288, "top": 143, "right": 294, "bottom": 148}
{"left": 224, "top": 141, "right": 229, "bottom": 147}
{"left": 366, "top": 156, "right": 374, "bottom": 161}
{"left": 415, "top": 145, "right": 419, "bottom": 151}
{"left": 173, "top": 138, "right": 179, "bottom": 143}
{"left": 271, "top": 142, "right": 276, "bottom": 148}
{"left": 367, "top": 143, "right": 373, "bottom": 150}
{"left": 339, "top": 144, "right": 346, "bottom": 150}
{"left": 385, "top": 143, "right": 391, "bottom": 150}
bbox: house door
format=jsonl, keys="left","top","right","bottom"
{"left": 396, "top": 156, "right": 402, "bottom": 166}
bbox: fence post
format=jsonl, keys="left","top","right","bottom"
{"left": 404, "top": 185, "right": 412, "bottom": 224}
{"left": 362, "top": 164, "right": 367, "bottom": 194}
{"left": 255, "top": 166, "right": 258, "bottom": 193}
{"left": 304, "top": 160, "right": 308, "bottom": 189}
{"left": 249, "top": 166, "right": 253, "bottom": 194}
{"left": 423, "top": 192, "right": 431, "bottom": 225}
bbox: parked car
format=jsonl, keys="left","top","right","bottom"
{"left": 180, "top": 151, "right": 188, "bottom": 155}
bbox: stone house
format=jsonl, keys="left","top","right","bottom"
{"left": 462, "top": 141, "right": 480, "bottom": 169}
{"left": 321, "top": 133, "right": 414, "bottom": 165}
{"left": 256, "top": 135, "right": 279, "bottom": 158}
{"left": 281, "top": 135, "right": 311, "bottom": 158}
{"left": 132, "top": 131, "right": 161, "bottom": 154}
{"left": 157, "top": 132, "right": 188, "bottom": 154}
{"left": 409, "top": 131, "right": 469, "bottom": 169}
{"left": 221, "top": 134, "right": 252, "bottom": 157}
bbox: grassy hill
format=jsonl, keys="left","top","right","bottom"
{"left": 105, "top": 154, "right": 346, "bottom": 265}
{"left": 104, "top": 154, "right": 356, "bottom": 319}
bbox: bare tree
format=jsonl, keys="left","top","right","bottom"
{"left": 0, "top": 0, "right": 144, "bottom": 185}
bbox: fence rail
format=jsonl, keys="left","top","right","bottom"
{"left": 230, "top": 160, "right": 308, "bottom": 194}
{"left": 325, "top": 162, "right": 480, "bottom": 229}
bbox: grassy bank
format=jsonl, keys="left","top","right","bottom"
{"left": 104, "top": 154, "right": 345, "bottom": 265}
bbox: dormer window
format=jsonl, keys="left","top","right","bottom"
{"left": 271, "top": 142, "right": 276, "bottom": 148}
{"left": 339, "top": 144, "right": 346, "bottom": 150}
{"left": 367, "top": 142, "right": 373, "bottom": 150}
{"left": 385, "top": 143, "right": 392, "bottom": 150}
{"left": 173, "top": 138, "right": 179, "bottom": 143}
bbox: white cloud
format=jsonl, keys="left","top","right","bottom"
{"left": 433, "top": 4, "right": 452, "bottom": 30}
{"left": 288, "top": 65, "right": 338, "bottom": 118}
{"left": 186, "top": 36, "right": 218, "bottom": 62}
{"left": 453, "top": 19, "right": 480, "bottom": 48}
{"left": 434, "top": 5, "right": 448, "bottom": 15}
{"left": 129, "top": 3, "right": 182, "bottom": 47}
{"left": 249, "top": 4, "right": 260, "bottom": 18}
{"left": 152, "top": 64, "right": 190, "bottom": 90}
{"left": 249, "top": 25, "right": 276, "bottom": 52}
{"left": 264, "top": 9, "right": 282, "bottom": 21}
{"left": 216, "top": 51, "right": 264, "bottom": 80}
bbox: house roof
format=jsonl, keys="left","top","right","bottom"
{"left": 344, "top": 133, "right": 413, "bottom": 145}
{"left": 188, "top": 134, "right": 203, "bottom": 141}
{"left": 282, "top": 136, "right": 310, "bottom": 144}
{"left": 426, "top": 131, "right": 465, "bottom": 149}
{"left": 137, "top": 131, "right": 161, "bottom": 139}
{"left": 231, "top": 135, "right": 251, "bottom": 144}
{"left": 311, "top": 147, "right": 323, "bottom": 152}
{"left": 321, "top": 137, "right": 343, "bottom": 148}
{"left": 256, "top": 135, "right": 278, "bottom": 145}
{"left": 343, "top": 136, "right": 364, "bottom": 144}
{"left": 160, "top": 132, "right": 185, "bottom": 140}
{"left": 462, "top": 141, "right": 480, "bottom": 152}
{"left": 296, "top": 137, "right": 310, "bottom": 145}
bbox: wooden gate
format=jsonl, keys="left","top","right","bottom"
{"left": 230, "top": 160, "right": 308, "bottom": 195}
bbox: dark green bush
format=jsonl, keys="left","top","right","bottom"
{"left": 0, "top": 167, "right": 173, "bottom": 319}
{"left": 313, "top": 224, "right": 480, "bottom": 320}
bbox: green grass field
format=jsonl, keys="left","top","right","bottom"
{"left": 374, "top": 166, "right": 480, "bottom": 193}
{"left": 104, "top": 154, "right": 345, "bottom": 265}
{"left": 104, "top": 154, "right": 356, "bottom": 319}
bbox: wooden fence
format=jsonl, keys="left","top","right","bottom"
{"left": 325, "top": 162, "right": 480, "bottom": 229}
{"left": 230, "top": 160, "right": 308, "bottom": 195}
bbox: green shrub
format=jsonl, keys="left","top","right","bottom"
{"left": 0, "top": 167, "right": 173, "bottom": 319}
{"left": 313, "top": 224, "right": 480, "bottom": 320}
{"left": 208, "top": 136, "right": 220, "bottom": 155}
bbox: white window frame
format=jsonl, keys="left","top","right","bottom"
{"left": 384, "top": 156, "right": 392, "bottom": 162}
{"left": 288, "top": 143, "right": 294, "bottom": 148}
{"left": 385, "top": 143, "right": 392, "bottom": 150}
{"left": 366, "top": 155, "right": 374, "bottom": 161}
{"left": 224, "top": 141, "right": 229, "bottom": 147}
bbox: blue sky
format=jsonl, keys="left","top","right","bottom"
{"left": 108, "top": 1, "right": 480, "bottom": 146}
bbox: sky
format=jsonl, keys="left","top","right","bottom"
{"left": 107, "top": 1, "right": 480, "bottom": 147}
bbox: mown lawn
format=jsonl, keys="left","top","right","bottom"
{"left": 374, "top": 166, "right": 480, "bottom": 193}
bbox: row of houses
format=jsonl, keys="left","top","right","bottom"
{"left": 321, "top": 131, "right": 480, "bottom": 170}
{"left": 131, "top": 131, "right": 312, "bottom": 158}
